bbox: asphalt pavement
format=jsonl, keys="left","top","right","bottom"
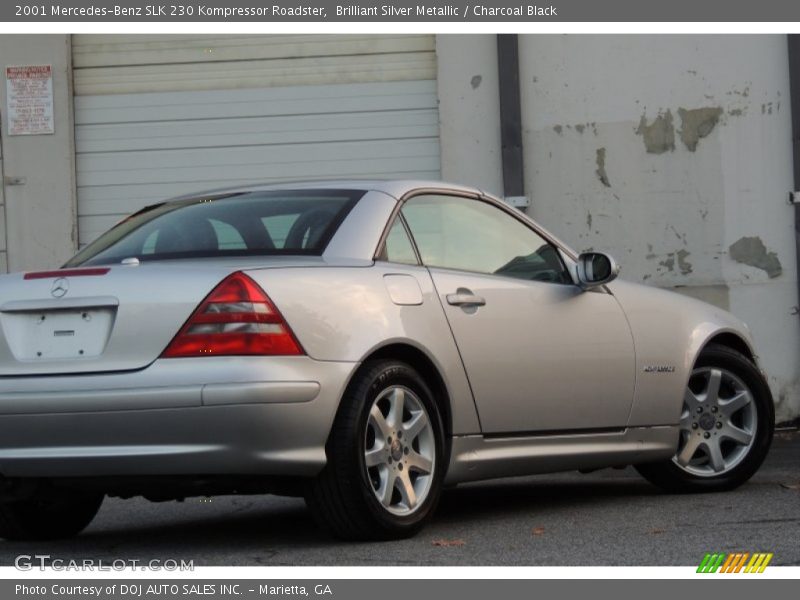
{"left": 0, "top": 430, "right": 797, "bottom": 567}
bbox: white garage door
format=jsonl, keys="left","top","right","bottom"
{"left": 72, "top": 35, "right": 441, "bottom": 245}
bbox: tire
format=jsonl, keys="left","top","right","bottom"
{"left": 305, "top": 359, "right": 447, "bottom": 540}
{"left": 0, "top": 486, "right": 104, "bottom": 541}
{"left": 636, "top": 343, "right": 774, "bottom": 493}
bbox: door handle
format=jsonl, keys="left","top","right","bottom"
{"left": 446, "top": 291, "right": 486, "bottom": 307}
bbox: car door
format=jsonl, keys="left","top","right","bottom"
{"left": 401, "top": 193, "right": 636, "bottom": 434}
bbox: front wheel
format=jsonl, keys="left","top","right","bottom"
{"left": 636, "top": 343, "right": 774, "bottom": 492}
{"left": 305, "top": 360, "right": 446, "bottom": 540}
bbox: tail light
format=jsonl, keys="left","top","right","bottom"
{"left": 161, "top": 272, "right": 303, "bottom": 358}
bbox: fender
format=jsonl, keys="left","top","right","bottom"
{"left": 608, "top": 280, "right": 758, "bottom": 428}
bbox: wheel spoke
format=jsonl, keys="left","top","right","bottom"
{"left": 679, "top": 410, "right": 693, "bottom": 431}
{"left": 378, "top": 469, "right": 396, "bottom": 507}
{"left": 705, "top": 440, "right": 726, "bottom": 472}
{"left": 720, "top": 391, "right": 752, "bottom": 417}
{"left": 369, "top": 404, "right": 392, "bottom": 439}
{"left": 388, "top": 387, "right": 405, "bottom": 428}
{"left": 397, "top": 471, "right": 417, "bottom": 509}
{"left": 705, "top": 369, "right": 722, "bottom": 404}
{"left": 684, "top": 388, "right": 701, "bottom": 411}
{"left": 722, "top": 423, "right": 754, "bottom": 446}
{"left": 406, "top": 450, "right": 433, "bottom": 474}
{"left": 403, "top": 410, "right": 428, "bottom": 441}
{"left": 676, "top": 434, "right": 702, "bottom": 466}
{"left": 365, "top": 446, "right": 385, "bottom": 468}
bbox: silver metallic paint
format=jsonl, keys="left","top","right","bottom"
{"left": 0, "top": 180, "right": 761, "bottom": 485}
{"left": 427, "top": 268, "right": 636, "bottom": 433}
{"left": 446, "top": 426, "right": 678, "bottom": 484}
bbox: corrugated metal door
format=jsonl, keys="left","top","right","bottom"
{"left": 72, "top": 35, "right": 441, "bottom": 245}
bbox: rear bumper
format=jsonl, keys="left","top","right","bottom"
{"left": 0, "top": 357, "right": 356, "bottom": 478}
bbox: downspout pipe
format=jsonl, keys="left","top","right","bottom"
{"left": 787, "top": 35, "right": 800, "bottom": 321}
{"left": 496, "top": 34, "right": 529, "bottom": 209}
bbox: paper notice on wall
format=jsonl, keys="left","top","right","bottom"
{"left": 5, "top": 65, "right": 54, "bottom": 136}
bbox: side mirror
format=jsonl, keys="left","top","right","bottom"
{"left": 576, "top": 252, "right": 620, "bottom": 289}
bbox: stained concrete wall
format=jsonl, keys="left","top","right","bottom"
{"left": 437, "top": 34, "right": 800, "bottom": 422}
{"left": 0, "top": 35, "right": 77, "bottom": 273}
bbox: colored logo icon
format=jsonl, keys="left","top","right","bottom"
{"left": 697, "top": 552, "right": 774, "bottom": 573}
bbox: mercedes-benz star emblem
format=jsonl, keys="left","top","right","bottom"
{"left": 51, "top": 278, "right": 69, "bottom": 298}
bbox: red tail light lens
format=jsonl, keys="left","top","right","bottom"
{"left": 161, "top": 272, "right": 303, "bottom": 358}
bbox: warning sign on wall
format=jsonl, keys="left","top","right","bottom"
{"left": 5, "top": 65, "right": 54, "bottom": 136}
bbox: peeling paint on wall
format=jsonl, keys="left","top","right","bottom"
{"left": 676, "top": 249, "right": 693, "bottom": 275}
{"left": 659, "top": 255, "right": 675, "bottom": 272}
{"left": 655, "top": 250, "right": 693, "bottom": 275}
{"left": 635, "top": 110, "right": 675, "bottom": 154}
{"left": 595, "top": 147, "right": 611, "bottom": 187}
{"left": 677, "top": 107, "right": 723, "bottom": 151}
{"left": 729, "top": 236, "right": 782, "bottom": 278}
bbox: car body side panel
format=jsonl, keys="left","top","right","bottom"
{"left": 446, "top": 426, "right": 678, "bottom": 484}
{"left": 427, "top": 268, "right": 636, "bottom": 433}
{"left": 247, "top": 263, "right": 483, "bottom": 435}
{"left": 608, "top": 279, "right": 758, "bottom": 427}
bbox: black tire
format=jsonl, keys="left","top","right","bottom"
{"left": 636, "top": 343, "right": 774, "bottom": 493}
{"left": 0, "top": 486, "right": 104, "bottom": 541}
{"left": 305, "top": 359, "right": 447, "bottom": 540}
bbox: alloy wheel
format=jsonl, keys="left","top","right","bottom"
{"left": 364, "top": 385, "right": 436, "bottom": 515}
{"left": 673, "top": 367, "right": 757, "bottom": 477}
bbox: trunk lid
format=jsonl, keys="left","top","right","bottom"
{"left": 0, "top": 256, "right": 355, "bottom": 376}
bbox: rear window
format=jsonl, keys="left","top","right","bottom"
{"left": 65, "top": 190, "right": 363, "bottom": 267}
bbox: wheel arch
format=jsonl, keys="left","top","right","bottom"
{"left": 346, "top": 342, "right": 454, "bottom": 438}
{"left": 700, "top": 331, "right": 756, "bottom": 363}
{"left": 682, "top": 328, "right": 760, "bottom": 407}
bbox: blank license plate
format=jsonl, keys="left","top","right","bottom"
{"left": 3, "top": 308, "right": 115, "bottom": 360}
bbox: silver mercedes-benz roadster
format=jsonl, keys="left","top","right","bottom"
{"left": 0, "top": 180, "right": 774, "bottom": 541}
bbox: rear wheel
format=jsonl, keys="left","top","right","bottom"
{"left": 305, "top": 360, "right": 446, "bottom": 540}
{"left": 0, "top": 487, "right": 104, "bottom": 541}
{"left": 636, "top": 344, "right": 774, "bottom": 492}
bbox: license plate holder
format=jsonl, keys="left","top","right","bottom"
{"left": 2, "top": 308, "right": 116, "bottom": 360}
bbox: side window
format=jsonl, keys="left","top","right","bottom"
{"left": 402, "top": 195, "right": 572, "bottom": 284}
{"left": 380, "top": 217, "right": 419, "bottom": 265}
